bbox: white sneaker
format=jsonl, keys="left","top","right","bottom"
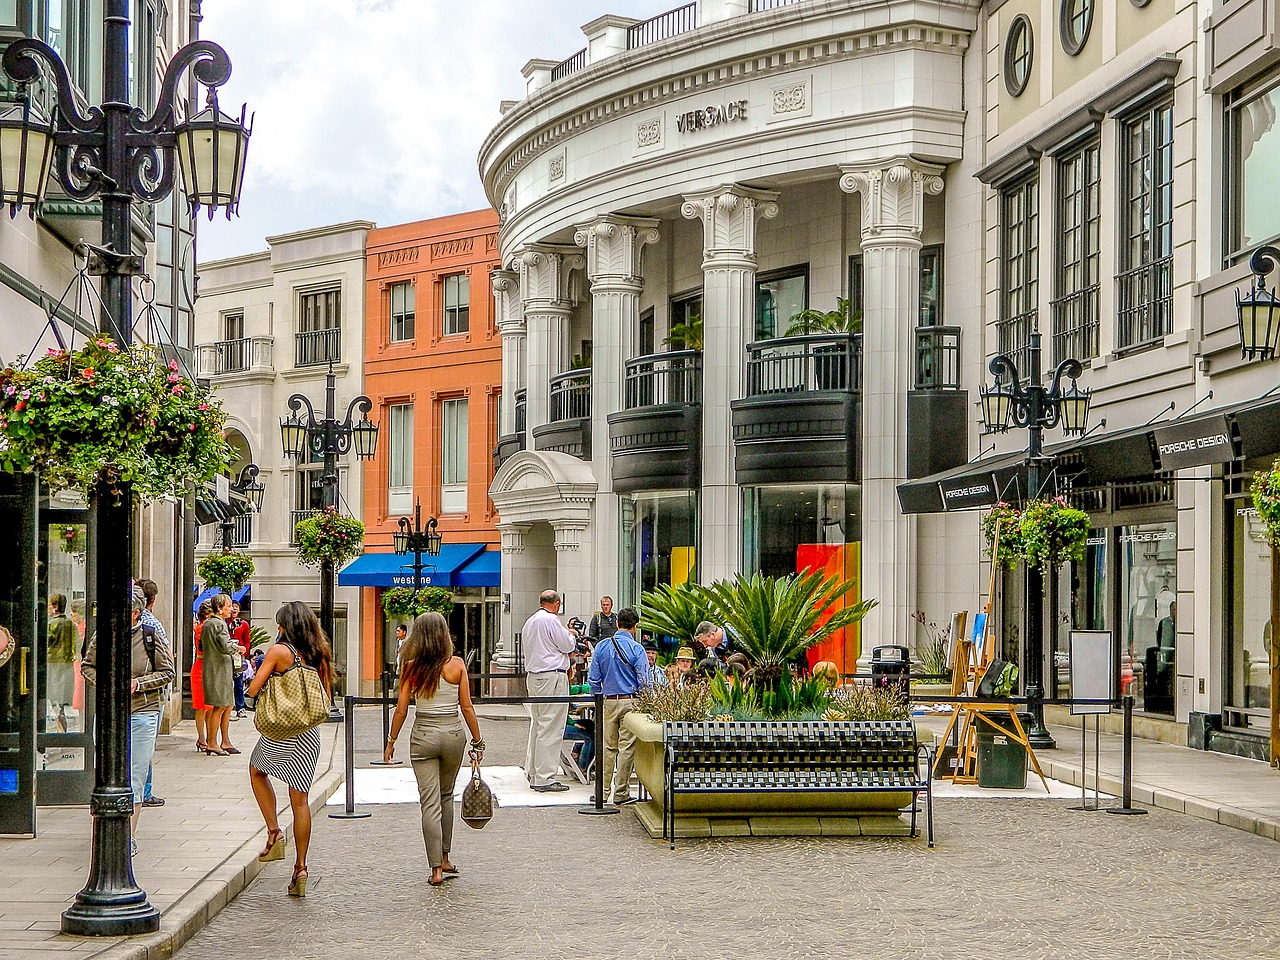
{"left": 130, "top": 838, "right": 138, "bottom": 858}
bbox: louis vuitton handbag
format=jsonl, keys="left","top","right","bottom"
{"left": 460, "top": 753, "right": 495, "bottom": 829}
{"left": 254, "top": 642, "right": 330, "bottom": 741}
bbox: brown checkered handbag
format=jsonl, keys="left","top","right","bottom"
{"left": 254, "top": 643, "right": 330, "bottom": 741}
{"left": 460, "top": 758, "right": 495, "bottom": 829}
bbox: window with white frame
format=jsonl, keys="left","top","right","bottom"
{"left": 388, "top": 403, "right": 414, "bottom": 515}
{"left": 389, "top": 281, "right": 415, "bottom": 343}
{"left": 1226, "top": 72, "right": 1280, "bottom": 263}
{"left": 999, "top": 177, "right": 1040, "bottom": 371}
{"left": 441, "top": 398, "right": 468, "bottom": 514}
{"left": 443, "top": 273, "right": 470, "bottom": 336}
{"left": 296, "top": 286, "right": 341, "bottom": 366}
{"left": 1053, "top": 140, "right": 1100, "bottom": 363}
{"left": 1117, "top": 101, "right": 1173, "bottom": 350}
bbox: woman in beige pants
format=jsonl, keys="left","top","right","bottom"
{"left": 384, "top": 612, "right": 484, "bottom": 886}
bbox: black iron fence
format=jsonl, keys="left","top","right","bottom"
{"left": 295, "top": 327, "right": 340, "bottom": 367}
{"left": 1116, "top": 258, "right": 1172, "bottom": 350}
{"left": 549, "top": 368, "right": 591, "bottom": 422}
{"left": 914, "top": 325, "right": 961, "bottom": 390}
{"left": 624, "top": 350, "right": 702, "bottom": 408}
{"left": 551, "top": 47, "right": 587, "bottom": 82}
{"left": 744, "top": 333, "right": 862, "bottom": 396}
{"left": 215, "top": 337, "right": 251, "bottom": 374}
{"left": 627, "top": 2, "right": 697, "bottom": 48}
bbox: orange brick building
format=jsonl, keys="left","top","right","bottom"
{"left": 344, "top": 210, "right": 503, "bottom": 690}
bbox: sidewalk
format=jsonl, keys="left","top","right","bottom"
{"left": 0, "top": 720, "right": 342, "bottom": 960}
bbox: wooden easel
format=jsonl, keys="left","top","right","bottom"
{"left": 929, "top": 522, "right": 1050, "bottom": 791}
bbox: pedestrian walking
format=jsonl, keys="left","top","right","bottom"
{"left": 81, "top": 586, "right": 175, "bottom": 857}
{"left": 191, "top": 599, "right": 213, "bottom": 752}
{"left": 200, "top": 594, "right": 239, "bottom": 755}
{"left": 587, "top": 607, "right": 648, "bottom": 805}
{"left": 246, "top": 601, "right": 334, "bottom": 898}
{"left": 228, "top": 601, "right": 251, "bottom": 719}
{"left": 384, "top": 612, "right": 484, "bottom": 886}
{"left": 521, "top": 589, "right": 577, "bottom": 792}
{"left": 137, "top": 578, "right": 169, "bottom": 808}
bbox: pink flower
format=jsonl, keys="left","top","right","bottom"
{"left": 168, "top": 360, "right": 178, "bottom": 371}
{"left": 82, "top": 368, "right": 95, "bottom": 379}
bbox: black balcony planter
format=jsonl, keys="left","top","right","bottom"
{"left": 906, "top": 390, "right": 970, "bottom": 479}
{"left": 532, "top": 419, "right": 590, "bottom": 460}
{"left": 608, "top": 404, "right": 701, "bottom": 494}
{"left": 731, "top": 393, "right": 860, "bottom": 485}
{"left": 493, "top": 432, "right": 526, "bottom": 472}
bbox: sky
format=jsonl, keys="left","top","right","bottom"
{"left": 196, "top": 0, "right": 666, "bottom": 262}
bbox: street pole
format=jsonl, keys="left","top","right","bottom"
{"left": 321, "top": 366, "right": 340, "bottom": 719}
{"left": 1022, "top": 333, "right": 1055, "bottom": 750}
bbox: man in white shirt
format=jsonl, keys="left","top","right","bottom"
{"left": 521, "top": 589, "right": 577, "bottom": 792}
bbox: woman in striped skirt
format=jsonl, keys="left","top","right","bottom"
{"left": 246, "top": 601, "right": 333, "bottom": 898}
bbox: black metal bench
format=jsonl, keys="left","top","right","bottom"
{"left": 662, "top": 719, "right": 933, "bottom": 849}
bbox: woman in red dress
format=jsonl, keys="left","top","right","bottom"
{"left": 191, "top": 600, "right": 212, "bottom": 750}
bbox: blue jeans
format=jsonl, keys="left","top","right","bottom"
{"left": 233, "top": 673, "right": 246, "bottom": 711}
{"left": 130, "top": 710, "right": 161, "bottom": 806}
{"left": 564, "top": 722, "right": 593, "bottom": 771}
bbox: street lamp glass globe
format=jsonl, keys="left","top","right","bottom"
{"left": 980, "top": 381, "right": 1014, "bottom": 433}
{"left": 279, "top": 413, "right": 308, "bottom": 459}
{"left": 174, "top": 101, "right": 251, "bottom": 220}
{"left": 1236, "top": 283, "right": 1280, "bottom": 361}
{"left": 425, "top": 521, "right": 442, "bottom": 557}
{"left": 0, "top": 98, "right": 54, "bottom": 213}
{"left": 352, "top": 415, "right": 378, "bottom": 460}
{"left": 393, "top": 524, "right": 409, "bottom": 556}
{"left": 1058, "top": 379, "right": 1091, "bottom": 435}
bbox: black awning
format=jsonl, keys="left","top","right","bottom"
{"left": 1232, "top": 395, "right": 1280, "bottom": 462}
{"left": 897, "top": 450, "right": 1028, "bottom": 515}
{"left": 194, "top": 497, "right": 228, "bottom": 526}
{"left": 1074, "top": 424, "right": 1158, "bottom": 483}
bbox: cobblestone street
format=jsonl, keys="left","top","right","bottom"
{"left": 176, "top": 715, "right": 1280, "bottom": 960}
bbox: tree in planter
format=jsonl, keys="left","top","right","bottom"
{"left": 197, "top": 551, "right": 255, "bottom": 591}
{"left": 639, "top": 581, "right": 714, "bottom": 647}
{"left": 381, "top": 586, "right": 455, "bottom": 621}
{"left": 663, "top": 315, "right": 703, "bottom": 351}
{"left": 294, "top": 507, "right": 365, "bottom": 568}
{"left": 784, "top": 298, "right": 862, "bottom": 336}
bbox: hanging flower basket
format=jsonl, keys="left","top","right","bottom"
{"left": 981, "top": 502, "right": 1025, "bottom": 569}
{"left": 1019, "top": 496, "right": 1090, "bottom": 571}
{"left": 0, "top": 336, "right": 230, "bottom": 499}
{"left": 381, "top": 586, "right": 455, "bottom": 620}
{"left": 197, "top": 551, "right": 255, "bottom": 591}
{"left": 294, "top": 507, "right": 365, "bottom": 568}
{"left": 54, "top": 523, "right": 86, "bottom": 557}
{"left": 1250, "top": 460, "right": 1280, "bottom": 546}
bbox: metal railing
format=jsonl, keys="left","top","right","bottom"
{"left": 549, "top": 368, "right": 591, "bottom": 422}
{"left": 744, "top": 334, "right": 862, "bottom": 396}
{"left": 551, "top": 47, "right": 587, "bottom": 82}
{"left": 914, "top": 326, "right": 961, "bottom": 390}
{"left": 514, "top": 389, "right": 527, "bottom": 437}
{"left": 750, "top": 0, "right": 803, "bottom": 9}
{"left": 623, "top": 350, "right": 702, "bottom": 408}
{"left": 995, "top": 310, "right": 1035, "bottom": 375}
{"left": 295, "top": 327, "right": 340, "bottom": 367}
{"left": 290, "top": 509, "right": 320, "bottom": 545}
{"left": 627, "top": 2, "right": 697, "bottom": 48}
{"left": 214, "top": 337, "right": 251, "bottom": 374}
{"left": 1050, "top": 286, "right": 1099, "bottom": 364}
{"left": 205, "top": 514, "right": 252, "bottom": 549}
{"left": 1116, "top": 258, "right": 1172, "bottom": 350}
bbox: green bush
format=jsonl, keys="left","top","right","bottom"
{"left": 381, "top": 586, "right": 454, "bottom": 620}
{"left": 294, "top": 507, "right": 364, "bottom": 568}
{"left": 197, "top": 551, "right": 255, "bottom": 591}
{"left": 638, "top": 581, "right": 713, "bottom": 646}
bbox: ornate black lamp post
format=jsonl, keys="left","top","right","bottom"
{"left": 394, "top": 498, "right": 443, "bottom": 592}
{"left": 219, "top": 463, "right": 264, "bottom": 549}
{"left": 280, "top": 363, "right": 378, "bottom": 672}
{"left": 0, "top": 5, "right": 249, "bottom": 937}
{"left": 980, "top": 331, "right": 1091, "bottom": 749}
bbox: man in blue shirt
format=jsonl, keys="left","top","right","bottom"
{"left": 587, "top": 607, "right": 649, "bottom": 806}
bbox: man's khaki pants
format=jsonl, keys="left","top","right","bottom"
{"left": 525, "top": 671, "right": 569, "bottom": 786}
{"left": 602, "top": 696, "right": 637, "bottom": 804}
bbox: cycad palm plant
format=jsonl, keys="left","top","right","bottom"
{"left": 638, "top": 581, "right": 713, "bottom": 645}
{"left": 703, "top": 571, "right": 877, "bottom": 690}
{"left": 783, "top": 298, "right": 862, "bottom": 337}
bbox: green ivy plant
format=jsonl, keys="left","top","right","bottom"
{"left": 981, "top": 502, "right": 1025, "bottom": 569}
{"left": 0, "top": 336, "right": 231, "bottom": 499}
{"left": 294, "top": 507, "right": 365, "bottom": 568}
{"left": 1019, "top": 496, "right": 1090, "bottom": 571}
{"left": 197, "top": 551, "right": 255, "bottom": 591}
{"left": 381, "top": 586, "right": 455, "bottom": 620}
{"left": 1251, "top": 460, "right": 1280, "bottom": 546}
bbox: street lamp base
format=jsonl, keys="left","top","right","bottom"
{"left": 578, "top": 805, "right": 621, "bottom": 816}
{"left": 1025, "top": 722, "right": 1056, "bottom": 750}
{"left": 1104, "top": 806, "right": 1149, "bottom": 816}
{"left": 328, "top": 810, "right": 372, "bottom": 819}
{"left": 61, "top": 899, "right": 160, "bottom": 937}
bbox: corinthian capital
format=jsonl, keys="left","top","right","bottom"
{"left": 839, "top": 158, "right": 946, "bottom": 241}
{"left": 515, "top": 243, "right": 586, "bottom": 309}
{"left": 680, "top": 184, "right": 780, "bottom": 262}
{"left": 491, "top": 268, "right": 524, "bottom": 332}
{"left": 573, "top": 215, "right": 661, "bottom": 286}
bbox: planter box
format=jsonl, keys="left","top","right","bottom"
{"left": 623, "top": 713, "right": 918, "bottom": 840}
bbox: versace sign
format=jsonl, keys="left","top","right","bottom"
{"left": 676, "top": 100, "right": 748, "bottom": 133}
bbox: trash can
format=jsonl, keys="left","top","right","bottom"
{"left": 975, "top": 714, "right": 1028, "bottom": 789}
{"left": 870, "top": 645, "right": 910, "bottom": 694}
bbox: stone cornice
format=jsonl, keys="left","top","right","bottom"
{"left": 479, "top": 3, "right": 977, "bottom": 207}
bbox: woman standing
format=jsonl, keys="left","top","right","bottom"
{"left": 191, "top": 600, "right": 213, "bottom": 751}
{"left": 383, "top": 612, "right": 483, "bottom": 886}
{"left": 200, "top": 594, "right": 238, "bottom": 755}
{"left": 246, "top": 601, "right": 333, "bottom": 897}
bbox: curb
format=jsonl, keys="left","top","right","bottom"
{"left": 80, "top": 732, "right": 346, "bottom": 960}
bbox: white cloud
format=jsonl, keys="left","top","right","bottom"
{"left": 196, "top": 0, "right": 664, "bottom": 260}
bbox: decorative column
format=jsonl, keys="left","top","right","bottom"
{"left": 840, "top": 158, "right": 945, "bottom": 658}
{"left": 494, "top": 522, "right": 532, "bottom": 669}
{"left": 573, "top": 215, "right": 660, "bottom": 603}
{"left": 517, "top": 245, "right": 583, "bottom": 436}
{"left": 492, "top": 268, "right": 525, "bottom": 438}
{"left": 682, "top": 185, "right": 779, "bottom": 583}
{"left": 552, "top": 520, "right": 594, "bottom": 624}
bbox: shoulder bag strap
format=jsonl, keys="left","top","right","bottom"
{"left": 610, "top": 637, "right": 642, "bottom": 688}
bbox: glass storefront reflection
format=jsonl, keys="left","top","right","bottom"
{"left": 1119, "top": 521, "right": 1177, "bottom": 715}
{"left": 1227, "top": 504, "right": 1271, "bottom": 727}
{"left": 619, "top": 491, "right": 698, "bottom": 607}
{"left": 42, "top": 523, "right": 87, "bottom": 753}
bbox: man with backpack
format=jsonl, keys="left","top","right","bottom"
{"left": 586, "top": 607, "right": 649, "bottom": 806}
{"left": 82, "top": 585, "right": 175, "bottom": 857}
{"left": 136, "top": 579, "right": 170, "bottom": 807}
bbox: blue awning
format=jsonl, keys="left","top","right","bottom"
{"left": 336, "top": 543, "right": 486, "bottom": 588}
{"left": 192, "top": 583, "right": 251, "bottom": 616}
{"left": 452, "top": 548, "right": 500, "bottom": 588}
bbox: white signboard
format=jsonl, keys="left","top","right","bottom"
{"left": 215, "top": 473, "right": 230, "bottom": 505}
{"left": 1069, "top": 630, "right": 1113, "bottom": 716}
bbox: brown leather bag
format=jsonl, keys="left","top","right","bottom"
{"left": 460, "top": 758, "right": 495, "bottom": 829}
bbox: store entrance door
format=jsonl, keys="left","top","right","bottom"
{"left": 0, "top": 474, "right": 38, "bottom": 836}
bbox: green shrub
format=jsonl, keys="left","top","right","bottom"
{"left": 381, "top": 586, "right": 454, "bottom": 620}
{"left": 197, "top": 551, "right": 254, "bottom": 591}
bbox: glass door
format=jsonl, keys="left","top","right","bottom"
{"left": 37, "top": 506, "right": 95, "bottom": 805}
{"left": 0, "top": 474, "right": 38, "bottom": 836}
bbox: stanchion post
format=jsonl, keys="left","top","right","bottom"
{"left": 369, "top": 669, "right": 401, "bottom": 766}
{"left": 330, "top": 694, "right": 372, "bottom": 819}
{"left": 1106, "top": 694, "right": 1147, "bottom": 816}
{"left": 579, "top": 691, "right": 619, "bottom": 816}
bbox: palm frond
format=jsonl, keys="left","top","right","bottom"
{"left": 638, "top": 581, "right": 714, "bottom": 645}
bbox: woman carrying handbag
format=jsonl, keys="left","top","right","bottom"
{"left": 384, "top": 612, "right": 484, "bottom": 887}
{"left": 246, "top": 601, "right": 334, "bottom": 898}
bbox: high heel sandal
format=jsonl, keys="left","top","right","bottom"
{"left": 258, "top": 829, "right": 285, "bottom": 863}
{"left": 204, "top": 747, "right": 229, "bottom": 756}
{"left": 195, "top": 740, "right": 208, "bottom": 752}
{"left": 288, "top": 865, "right": 307, "bottom": 897}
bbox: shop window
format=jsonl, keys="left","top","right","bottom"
{"left": 619, "top": 491, "right": 698, "bottom": 608}
{"left": 443, "top": 273, "right": 469, "bottom": 337}
{"left": 1054, "top": 529, "right": 1109, "bottom": 698}
{"left": 441, "top": 397, "right": 468, "bottom": 514}
{"left": 1226, "top": 476, "right": 1272, "bottom": 730}
{"left": 667, "top": 293, "right": 702, "bottom": 350}
{"left": 389, "top": 281, "right": 415, "bottom": 343}
{"left": 1226, "top": 73, "right": 1280, "bottom": 264}
{"left": 755, "top": 268, "right": 808, "bottom": 340}
{"left": 387, "top": 403, "right": 413, "bottom": 516}
{"left": 1118, "top": 521, "right": 1177, "bottom": 715}
{"left": 1053, "top": 140, "right": 1100, "bottom": 363}
{"left": 1116, "top": 101, "right": 1173, "bottom": 349}
{"left": 919, "top": 246, "right": 943, "bottom": 327}
{"left": 999, "top": 177, "right": 1039, "bottom": 371}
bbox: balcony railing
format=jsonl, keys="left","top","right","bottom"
{"left": 627, "top": 3, "right": 697, "bottom": 49}
{"left": 750, "top": 0, "right": 803, "bottom": 10}
{"left": 1116, "top": 258, "right": 1172, "bottom": 351}
{"left": 213, "top": 337, "right": 249, "bottom": 374}
{"left": 1051, "top": 286, "right": 1099, "bottom": 364}
{"left": 295, "top": 327, "right": 340, "bottom": 367}
{"left": 914, "top": 326, "right": 961, "bottom": 390}
{"left": 549, "top": 368, "right": 591, "bottom": 422}
{"left": 196, "top": 336, "right": 273, "bottom": 379}
{"left": 744, "top": 334, "right": 862, "bottom": 397}
{"left": 551, "top": 47, "right": 587, "bottom": 82}
{"left": 290, "top": 509, "right": 320, "bottom": 545}
{"left": 204, "top": 514, "right": 252, "bottom": 549}
{"left": 995, "top": 310, "right": 1035, "bottom": 375}
{"left": 514, "top": 389, "right": 527, "bottom": 437}
{"left": 624, "top": 351, "right": 702, "bottom": 409}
